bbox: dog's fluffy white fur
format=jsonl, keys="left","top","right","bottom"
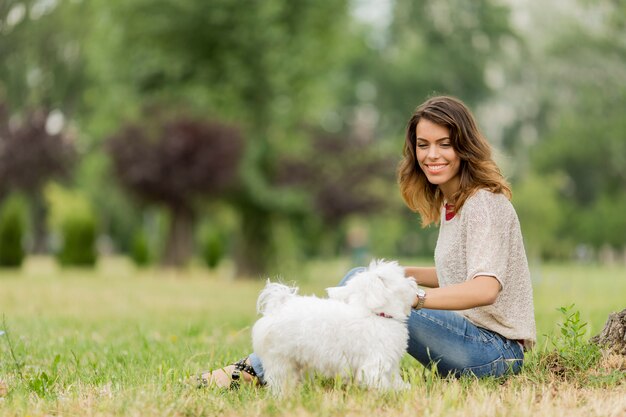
{"left": 252, "top": 259, "right": 417, "bottom": 396}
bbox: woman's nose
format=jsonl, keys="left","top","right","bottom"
{"left": 427, "top": 145, "right": 439, "bottom": 159}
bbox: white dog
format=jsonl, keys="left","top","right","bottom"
{"left": 251, "top": 259, "right": 417, "bottom": 396}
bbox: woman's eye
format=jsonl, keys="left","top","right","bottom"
{"left": 417, "top": 144, "right": 428, "bottom": 149}
{"left": 440, "top": 143, "right": 452, "bottom": 148}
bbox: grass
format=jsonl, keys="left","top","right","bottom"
{"left": 0, "top": 256, "right": 625, "bottom": 416}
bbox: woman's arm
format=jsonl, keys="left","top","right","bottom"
{"left": 412, "top": 275, "right": 501, "bottom": 310}
{"left": 404, "top": 266, "right": 439, "bottom": 288}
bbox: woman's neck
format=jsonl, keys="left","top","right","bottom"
{"left": 438, "top": 176, "right": 460, "bottom": 203}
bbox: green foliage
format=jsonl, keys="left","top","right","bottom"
{"left": 521, "top": 1, "right": 626, "bottom": 253}
{"left": 106, "top": 112, "right": 245, "bottom": 268}
{"left": 106, "top": 0, "right": 352, "bottom": 125}
{"left": 131, "top": 230, "right": 151, "bottom": 267}
{"left": 46, "top": 184, "right": 100, "bottom": 266}
{"left": 45, "top": 184, "right": 94, "bottom": 235}
{"left": 2, "top": 317, "right": 63, "bottom": 399}
{"left": 0, "top": 0, "right": 90, "bottom": 112}
{"left": 7, "top": 0, "right": 626, "bottom": 269}
{"left": 73, "top": 153, "right": 145, "bottom": 254}
{"left": 200, "top": 228, "right": 223, "bottom": 269}
{"left": 22, "top": 354, "right": 61, "bottom": 399}
{"left": 555, "top": 305, "right": 588, "bottom": 349}
{"left": 513, "top": 174, "right": 566, "bottom": 259}
{"left": 550, "top": 304, "right": 601, "bottom": 374}
{"left": 574, "top": 194, "right": 626, "bottom": 249}
{"left": 57, "top": 215, "right": 97, "bottom": 267}
{"left": 83, "top": 0, "right": 366, "bottom": 275}
{"left": 530, "top": 91, "right": 626, "bottom": 252}
{"left": 0, "top": 195, "right": 26, "bottom": 267}
{"left": 374, "top": 0, "right": 518, "bottom": 132}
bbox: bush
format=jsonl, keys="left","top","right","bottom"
{"left": 57, "top": 215, "right": 97, "bottom": 267}
{"left": 201, "top": 229, "right": 224, "bottom": 269}
{"left": 0, "top": 196, "right": 26, "bottom": 267}
{"left": 131, "top": 230, "right": 151, "bottom": 266}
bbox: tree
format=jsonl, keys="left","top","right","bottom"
{"left": 0, "top": 0, "right": 89, "bottom": 113}
{"left": 274, "top": 131, "right": 396, "bottom": 255}
{"left": 0, "top": 103, "right": 75, "bottom": 253}
{"left": 106, "top": 111, "right": 244, "bottom": 267}
{"left": 591, "top": 308, "right": 626, "bottom": 356}
{"left": 523, "top": 1, "right": 626, "bottom": 253}
{"left": 78, "top": 0, "right": 520, "bottom": 273}
{"left": 372, "top": 0, "right": 519, "bottom": 135}
{"left": 84, "top": 0, "right": 356, "bottom": 276}
{"left": 0, "top": 0, "right": 92, "bottom": 254}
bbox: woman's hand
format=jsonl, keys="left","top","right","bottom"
{"left": 404, "top": 266, "right": 439, "bottom": 288}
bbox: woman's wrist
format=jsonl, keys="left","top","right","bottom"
{"left": 413, "top": 288, "right": 427, "bottom": 309}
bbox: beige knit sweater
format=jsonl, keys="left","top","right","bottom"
{"left": 435, "top": 189, "right": 537, "bottom": 348}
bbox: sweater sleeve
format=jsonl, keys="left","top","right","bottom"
{"left": 463, "top": 193, "right": 510, "bottom": 289}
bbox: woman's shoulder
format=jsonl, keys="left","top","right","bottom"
{"left": 466, "top": 188, "right": 510, "bottom": 205}
{"left": 463, "top": 189, "right": 514, "bottom": 216}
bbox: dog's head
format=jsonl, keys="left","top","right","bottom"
{"left": 326, "top": 259, "right": 418, "bottom": 319}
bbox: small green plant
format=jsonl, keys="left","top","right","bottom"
{"left": 26, "top": 355, "right": 60, "bottom": 398}
{"left": 550, "top": 304, "right": 601, "bottom": 374}
{"left": 2, "top": 317, "right": 57, "bottom": 398}
{"left": 556, "top": 305, "right": 587, "bottom": 348}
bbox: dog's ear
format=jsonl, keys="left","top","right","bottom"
{"left": 361, "top": 273, "right": 390, "bottom": 311}
{"left": 328, "top": 272, "right": 391, "bottom": 311}
{"left": 326, "top": 285, "right": 351, "bottom": 302}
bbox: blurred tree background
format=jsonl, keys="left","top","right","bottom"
{"left": 0, "top": 0, "right": 625, "bottom": 275}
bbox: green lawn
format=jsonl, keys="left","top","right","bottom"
{"left": 0, "top": 257, "right": 624, "bottom": 416}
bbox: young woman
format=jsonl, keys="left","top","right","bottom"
{"left": 198, "top": 95, "right": 536, "bottom": 387}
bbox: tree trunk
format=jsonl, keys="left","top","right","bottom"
{"left": 162, "top": 204, "right": 195, "bottom": 268}
{"left": 591, "top": 308, "right": 626, "bottom": 355}
{"left": 234, "top": 200, "right": 274, "bottom": 278}
{"left": 28, "top": 190, "right": 48, "bottom": 254}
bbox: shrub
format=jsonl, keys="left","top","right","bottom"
{"left": 201, "top": 229, "right": 224, "bottom": 269}
{"left": 0, "top": 196, "right": 26, "bottom": 267}
{"left": 57, "top": 215, "right": 97, "bottom": 267}
{"left": 131, "top": 230, "right": 151, "bottom": 266}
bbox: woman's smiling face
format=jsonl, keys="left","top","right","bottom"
{"left": 414, "top": 118, "right": 461, "bottom": 199}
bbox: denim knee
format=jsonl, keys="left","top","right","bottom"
{"left": 406, "top": 308, "right": 525, "bottom": 378}
{"left": 461, "top": 337, "right": 524, "bottom": 378}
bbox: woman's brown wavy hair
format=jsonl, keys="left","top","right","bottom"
{"left": 397, "top": 95, "right": 511, "bottom": 227}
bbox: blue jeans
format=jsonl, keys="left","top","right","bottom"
{"left": 248, "top": 267, "right": 524, "bottom": 381}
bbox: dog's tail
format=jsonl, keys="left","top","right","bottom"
{"left": 256, "top": 280, "right": 298, "bottom": 315}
